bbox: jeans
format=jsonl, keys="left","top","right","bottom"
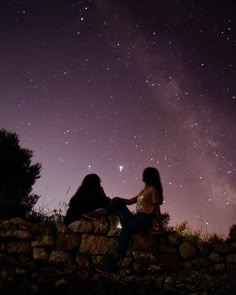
{"left": 106, "top": 202, "right": 153, "bottom": 257}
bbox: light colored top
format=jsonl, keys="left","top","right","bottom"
{"left": 136, "top": 195, "right": 144, "bottom": 212}
{"left": 136, "top": 185, "right": 160, "bottom": 215}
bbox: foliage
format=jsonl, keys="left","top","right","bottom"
{"left": 27, "top": 208, "right": 65, "bottom": 224}
{"left": 161, "top": 211, "right": 170, "bottom": 230}
{"left": 175, "top": 220, "right": 189, "bottom": 235}
{"left": 206, "top": 233, "right": 224, "bottom": 244}
{"left": 28, "top": 200, "right": 67, "bottom": 223}
{"left": 152, "top": 211, "right": 170, "bottom": 231}
{"left": 174, "top": 219, "right": 226, "bottom": 246}
{"left": 229, "top": 224, "right": 236, "bottom": 239}
{"left": 174, "top": 220, "right": 201, "bottom": 244}
{"left": 0, "top": 129, "right": 41, "bottom": 219}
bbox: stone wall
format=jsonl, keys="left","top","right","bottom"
{"left": 0, "top": 217, "right": 236, "bottom": 275}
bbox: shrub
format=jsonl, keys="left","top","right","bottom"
{"left": 161, "top": 211, "right": 170, "bottom": 230}
{"left": 0, "top": 129, "right": 41, "bottom": 219}
{"left": 229, "top": 224, "right": 236, "bottom": 240}
{"left": 175, "top": 219, "right": 227, "bottom": 247}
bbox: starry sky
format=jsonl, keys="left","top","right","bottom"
{"left": 1, "top": 0, "right": 235, "bottom": 236}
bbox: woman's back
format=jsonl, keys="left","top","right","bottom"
{"left": 64, "top": 186, "right": 110, "bottom": 225}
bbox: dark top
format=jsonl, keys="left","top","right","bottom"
{"left": 64, "top": 189, "right": 110, "bottom": 225}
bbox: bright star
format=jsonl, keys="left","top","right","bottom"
{"left": 119, "top": 165, "right": 124, "bottom": 172}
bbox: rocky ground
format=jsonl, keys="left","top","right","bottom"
{"left": 0, "top": 259, "right": 235, "bottom": 295}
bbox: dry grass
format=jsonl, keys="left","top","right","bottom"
{"left": 28, "top": 197, "right": 68, "bottom": 223}
{"left": 29, "top": 199, "right": 234, "bottom": 247}
{"left": 174, "top": 219, "right": 226, "bottom": 246}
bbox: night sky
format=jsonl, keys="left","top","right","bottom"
{"left": 1, "top": 0, "right": 235, "bottom": 236}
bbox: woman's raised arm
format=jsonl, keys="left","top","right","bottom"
{"left": 111, "top": 195, "right": 138, "bottom": 206}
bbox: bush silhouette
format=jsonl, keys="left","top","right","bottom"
{"left": 0, "top": 129, "right": 41, "bottom": 219}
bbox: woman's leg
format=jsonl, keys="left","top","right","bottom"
{"left": 82, "top": 202, "right": 133, "bottom": 226}
{"left": 96, "top": 213, "right": 152, "bottom": 273}
{"left": 116, "top": 213, "right": 152, "bottom": 257}
{"left": 106, "top": 202, "right": 133, "bottom": 227}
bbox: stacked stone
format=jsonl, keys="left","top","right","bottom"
{"left": 0, "top": 218, "right": 235, "bottom": 274}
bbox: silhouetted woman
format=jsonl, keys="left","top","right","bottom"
{"left": 64, "top": 174, "right": 110, "bottom": 226}
{"left": 97, "top": 167, "right": 164, "bottom": 272}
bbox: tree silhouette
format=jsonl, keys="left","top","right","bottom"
{"left": 0, "top": 129, "right": 41, "bottom": 219}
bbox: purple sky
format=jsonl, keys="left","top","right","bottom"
{"left": 1, "top": 0, "right": 235, "bottom": 236}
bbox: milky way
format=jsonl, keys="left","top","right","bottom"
{"left": 1, "top": 0, "right": 235, "bottom": 235}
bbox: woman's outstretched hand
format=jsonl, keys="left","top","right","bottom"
{"left": 111, "top": 196, "right": 138, "bottom": 206}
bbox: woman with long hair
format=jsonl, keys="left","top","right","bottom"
{"left": 64, "top": 174, "right": 110, "bottom": 226}
{"left": 97, "top": 167, "right": 164, "bottom": 272}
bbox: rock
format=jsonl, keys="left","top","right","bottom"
{"left": 227, "top": 254, "right": 236, "bottom": 263}
{"left": 0, "top": 229, "right": 32, "bottom": 239}
{"left": 107, "top": 226, "right": 120, "bottom": 237}
{"left": 93, "top": 220, "right": 110, "bottom": 234}
{"left": 55, "top": 278, "right": 67, "bottom": 287}
{"left": 56, "top": 233, "right": 81, "bottom": 250}
{"left": 228, "top": 242, "right": 236, "bottom": 251}
{"left": 75, "top": 254, "right": 90, "bottom": 269}
{"left": 6, "top": 240, "right": 31, "bottom": 253}
{"left": 80, "top": 234, "right": 117, "bottom": 255}
{"left": 32, "top": 234, "right": 56, "bottom": 247}
{"left": 159, "top": 244, "right": 177, "bottom": 254}
{"left": 33, "top": 247, "right": 49, "bottom": 260}
{"left": 131, "top": 251, "right": 158, "bottom": 265}
{"left": 55, "top": 222, "right": 69, "bottom": 233}
{"left": 214, "top": 243, "right": 229, "bottom": 253}
{"left": 167, "top": 231, "right": 182, "bottom": 245}
{"left": 132, "top": 233, "right": 153, "bottom": 250}
{"left": 68, "top": 220, "right": 94, "bottom": 233}
{"left": 179, "top": 242, "right": 197, "bottom": 259}
{"left": 159, "top": 253, "right": 181, "bottom": 272}
{"left": 214, "top": 263, "right": 225, "bottom": 271}
{"left": 208, "top": 251, "right": 221, "bottom": 263}
{"left": 49, "top": 250, "right": 73, "bottom": 264}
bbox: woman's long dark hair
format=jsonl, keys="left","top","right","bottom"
{"left": 69, "top": 174, "right": 102, "bottom": 205}
{"left": 142, "top": 167, "right": 164, "bottom": 205}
